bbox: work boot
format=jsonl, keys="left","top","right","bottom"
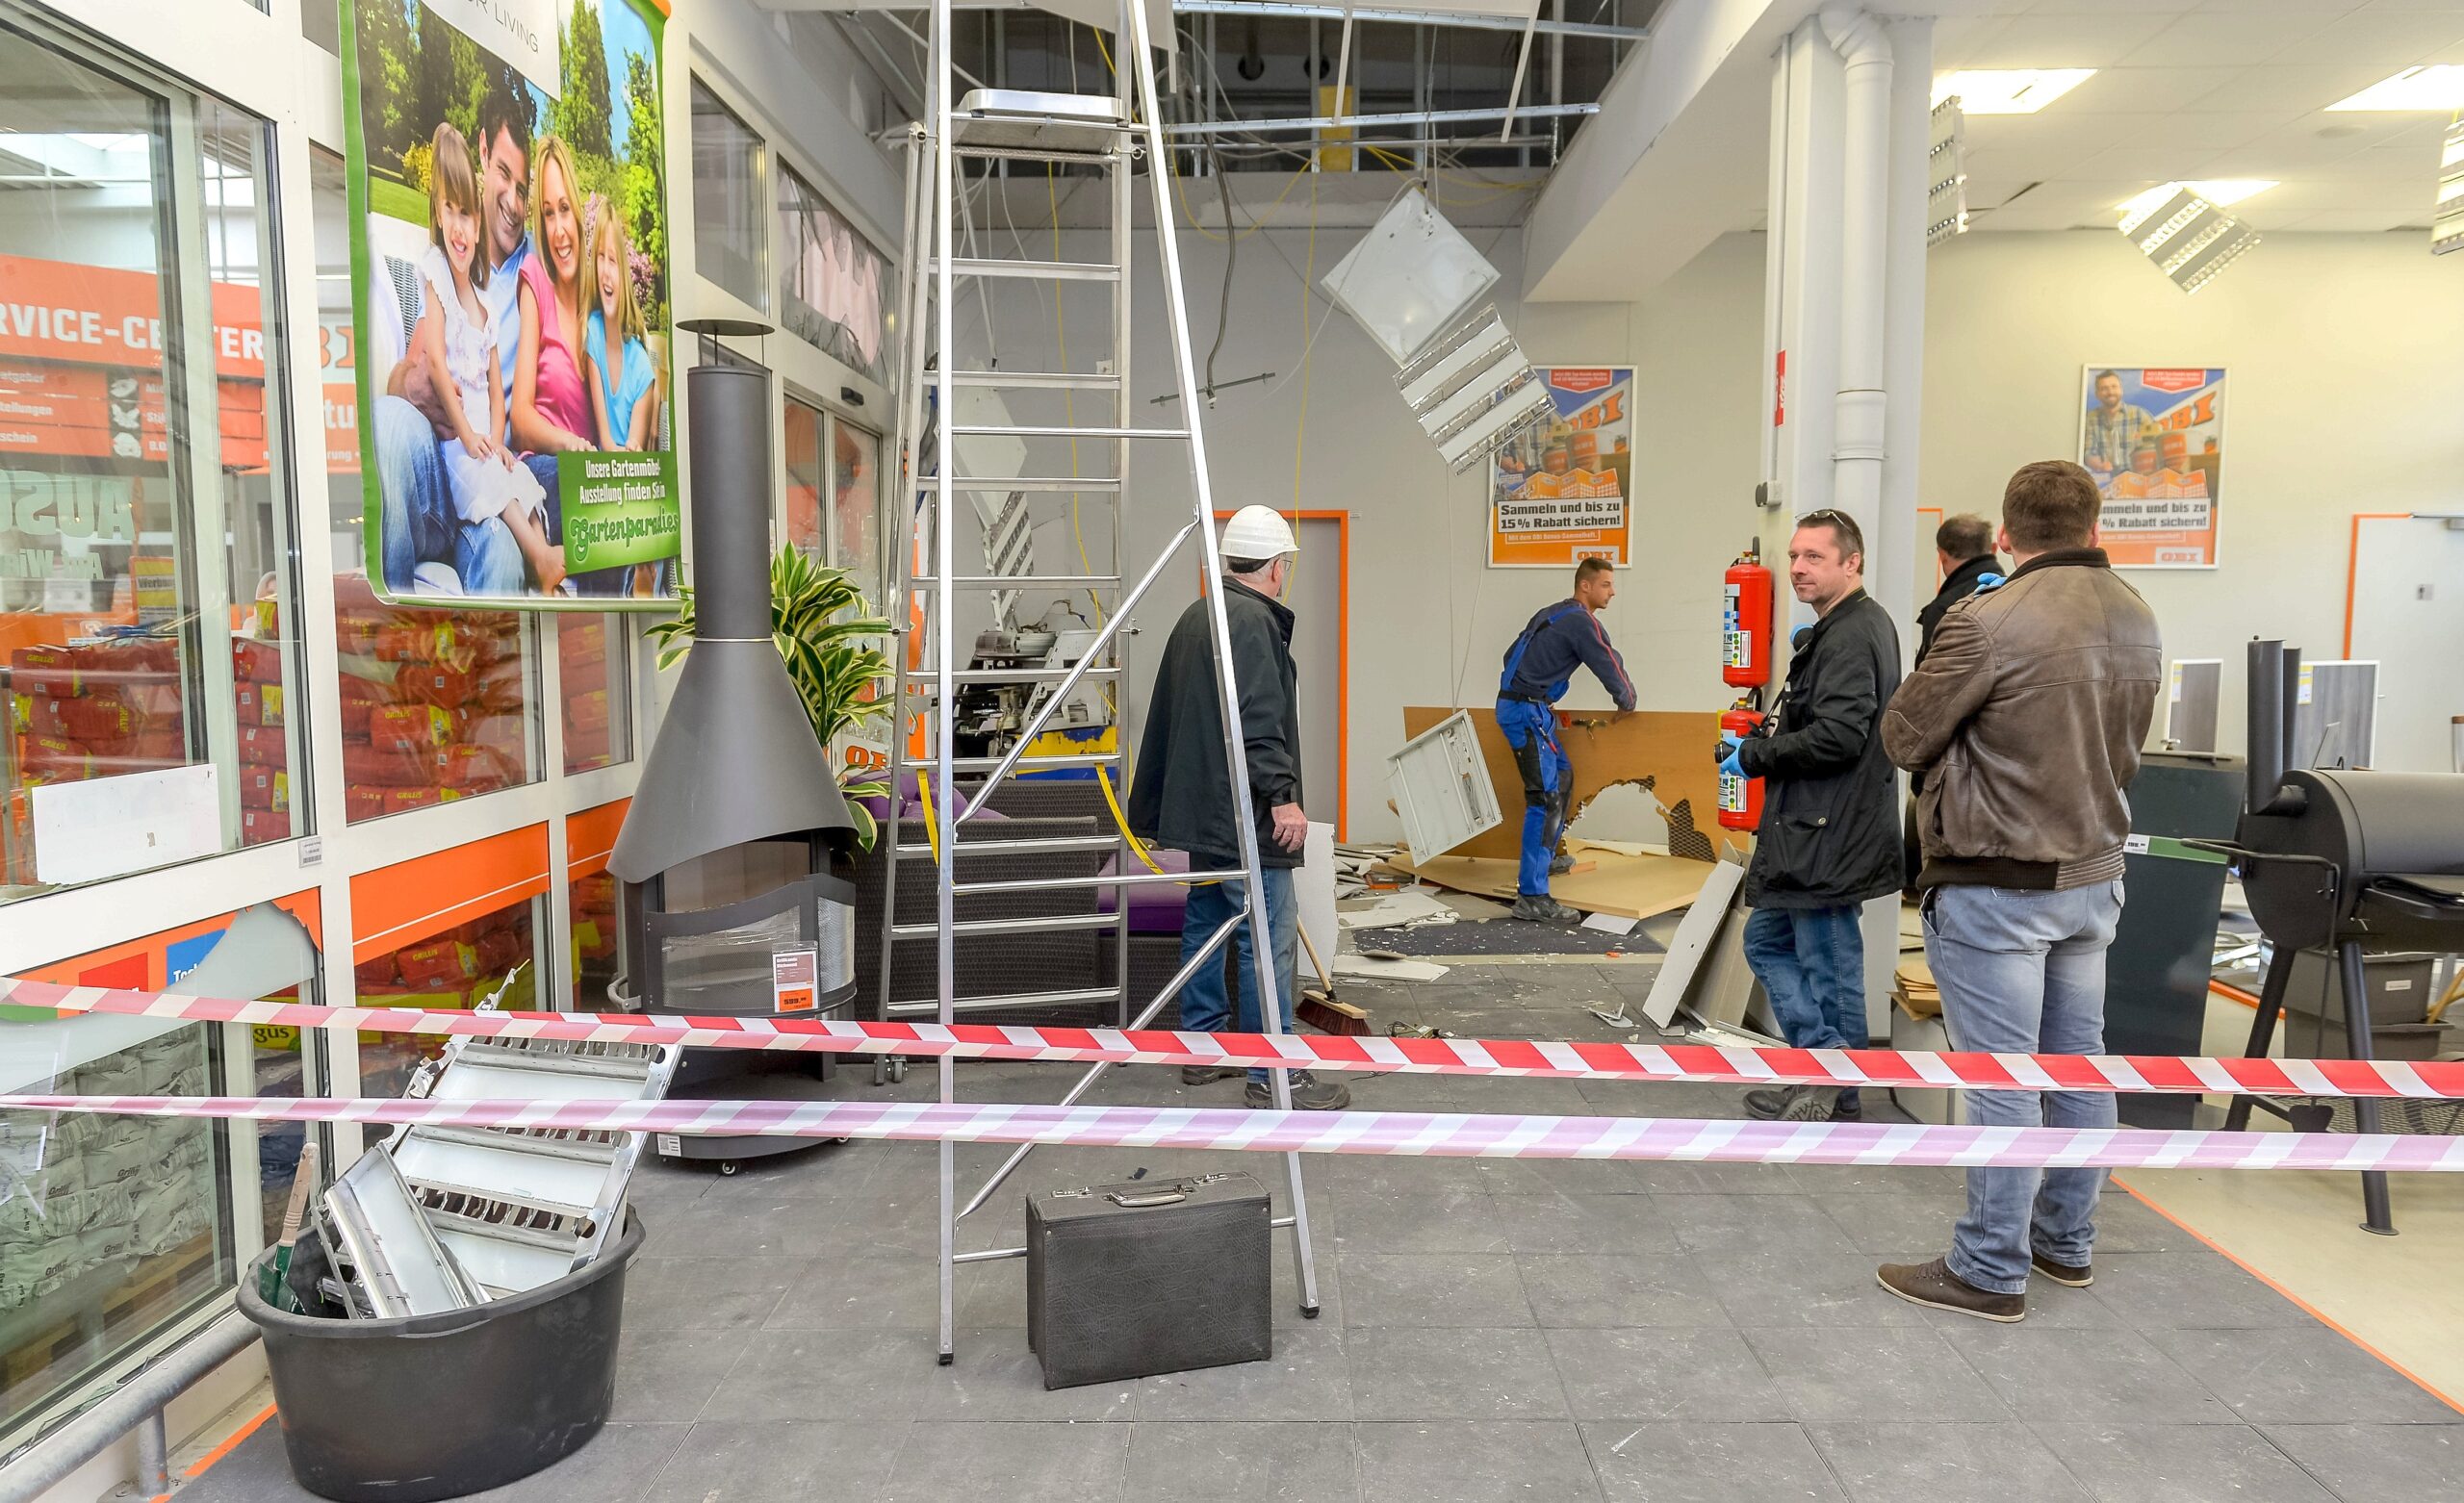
{"left": 1511, "top": 894, "right": 1581, "bottom": 924}
{"left": 1745, "top": 1083, "right": 1856, "bottom": 1121}
{"left": 1246, "top": 1070, "right": 1351, "bottom": 1111}
{"left": 1549, "top": 852, "right": 1576, "bottom": 876}
{"left": 1877, "top": 1257, "right": 2025, "bottom": 1322}
{"left": 1181, "top": 1063, "right": 1245, "bottom": 1085}
{"left": 2031, "top": 1250, "right": 2094, "bottom": 1287}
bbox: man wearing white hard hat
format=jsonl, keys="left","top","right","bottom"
{"left": 1127, "top": 505, "right": 1349, "bottom": 1110}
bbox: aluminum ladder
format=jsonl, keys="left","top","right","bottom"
{"left": 880, "top": 0, "right": 1323, "bottom": 1365}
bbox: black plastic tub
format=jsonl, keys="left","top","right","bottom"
{"left": 235, "top": 1210, "right": 644, "bottom": 1503}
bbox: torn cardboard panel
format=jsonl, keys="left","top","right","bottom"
{"left": 1389, "top": 840, "right": 1709, "bottom": 923}
{"left": 1401, "top": 707, "right": 1723, "bottom": 864}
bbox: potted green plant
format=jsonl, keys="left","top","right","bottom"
{"left": 646, "top": 546, "right": 897, "bottom": 851}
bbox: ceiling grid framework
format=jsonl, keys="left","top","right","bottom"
{"left": 1934, "top": 0, "right": 2464, "bottom": 233}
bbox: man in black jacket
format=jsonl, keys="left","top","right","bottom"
{"left": 1722, "top": 510, "right": 1904, "bottom": 1121}
{"left": 1128, "top": 505, "right": 1348, "bottom": 1110}
{"left": 1905, "top": 515, "right": 2004, "bottom": 888}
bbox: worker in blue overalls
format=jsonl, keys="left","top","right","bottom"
{"left": 1496, "top": 556, "right": 1636, "bottom": 923}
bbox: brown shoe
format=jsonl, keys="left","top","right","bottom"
{"left": 1877, "top": 1257, "right": 2025, "bottom": 1322}
{"left": 2031, "top": 1251, "right": 2093, "bottom": 1287}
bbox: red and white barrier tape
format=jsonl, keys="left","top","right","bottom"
{"left": 3, "top": 1094, "right": 2460, "bottom": 1173}
{"left": 8, "top": 977, "right": 2458, "bottom": 1101}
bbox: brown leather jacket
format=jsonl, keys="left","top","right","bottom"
{"left": 1882, "top": 548, "right": 2162, "bottom": 890}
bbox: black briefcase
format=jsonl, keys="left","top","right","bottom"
{"left": 1024, "top": 1171, "right": 1271, "bottom": 1389}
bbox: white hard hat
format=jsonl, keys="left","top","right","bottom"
{"left": 1221, "top": 505, "right": 1297, "bottom": 561}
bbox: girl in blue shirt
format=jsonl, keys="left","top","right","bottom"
{"left": 583, "top": 207, "right": 655, "bottom": 451}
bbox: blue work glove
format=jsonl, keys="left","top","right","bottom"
{"left": 1717, "top": 733, "right": 1745, "bottom": 777}
{"left": 1974, "top": 572, "right": 2007, "bottom": 592}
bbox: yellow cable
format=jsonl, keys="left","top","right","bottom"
{"left": 1098, "top": 762, "right": 1171, "bottom": 875}
{"left": 916, "top": 769, "right": 943, "bottom": 865}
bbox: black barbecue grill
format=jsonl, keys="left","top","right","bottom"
{"left": 2198, "top": 640, "right": 2464, "bottom": 1235}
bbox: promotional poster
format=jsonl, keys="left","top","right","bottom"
{"left": 344, "top": 0, "right": 680, "bottom": 606}
{"left": 2076, "top": 366, "right": 2224, "bottom": 569}
{"left": 1488, "top": 368, "right": 1633, "bottom": 569}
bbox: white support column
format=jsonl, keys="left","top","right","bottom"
{"left": 1759, "top": 21, "right": 1844, "bottom": 663}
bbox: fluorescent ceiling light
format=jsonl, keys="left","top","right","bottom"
{"left": 1931, "top": 69, "right": 2095, "bottom": 115}
{"left": 2117, "top": 180, "right": 2275, "bottom": 219}
{"left": 2328, "top": 65, "right": 2464, "bottom": 113}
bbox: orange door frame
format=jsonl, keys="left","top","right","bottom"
{"left": 1209, "top": 509, "right": 1350, "bottom": 839}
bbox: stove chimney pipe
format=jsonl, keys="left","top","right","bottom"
{"left": 2245, "top": 638, "right": 2299, "bottom": 820}
{"left": 683, "top": 365, "right": 773, "bottom": 645}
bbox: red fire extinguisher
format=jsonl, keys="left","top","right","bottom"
{"left": 1723, "top": 545, "right": 1773, "bottom": 689}
{"left": 1719, "top": 702, "right": 1765, "bottom": 831}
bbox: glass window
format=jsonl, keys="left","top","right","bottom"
{"left": 834, "top": 419, "right": 882, "bottom": 602}
{"left": 310, "top": 150, "right": 542, "bottom": 824}
{"left": 354, "top": 894, "right": 541, "bottom": 1106}
{"left": 3, "top": 1025, "right": 230, "bottom": 1438}
{"left": 690, "top": 80, "right": 767, "bottom": 312}
{"left": 570, "top": 867, "right": 619, "bottom": 1009}
{"left": 0, "top": 9, "right": 308, "bottom": 896}
{"left": 778, "top": 165, "right": 893, "bottom": 384}
{"left": 557, "top": 614, "right": 629, "bottom": 773}
{"left": 783, "top": 395, "right": 824, "bottom": 558}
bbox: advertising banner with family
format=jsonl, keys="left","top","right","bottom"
{"left": 343, "top": 0, "right": 681, "bottom": 606}
{"left": 2075, "top": 366, "right": 2225, "bottom": 570}
{"left": 1488, "top": 368, "right": 1634, "bottom": 569}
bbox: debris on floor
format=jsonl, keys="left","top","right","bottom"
{"left": 1335, "top": 886, "right": 1457, "bottom": 931}
{"left": 1389, "top": 838, "right": 1710, "bottom": 922}
{"left": 1331, "top": 952, "right": 1450, "bottom": 982}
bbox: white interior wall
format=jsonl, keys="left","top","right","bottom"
{"left": 962, "top": 217, "right": 1769, "bottom": 844}
{"left": 1918, "top": 229, "right": 2464, "bottom": 765}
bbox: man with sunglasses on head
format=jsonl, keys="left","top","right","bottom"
{"left": 1723, "top": 510, "right": 1904, "bottom": 1122}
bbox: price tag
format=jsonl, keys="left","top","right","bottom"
{"left": 773, "top": 947, "right": 818, "bottom": 1013}
{"left": 656, "top": 1134, "right": 681, "bottom": 1158}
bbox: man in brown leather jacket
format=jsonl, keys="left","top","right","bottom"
{"left": 1873, "top": 460, "right": 2162, "bottom": 1324}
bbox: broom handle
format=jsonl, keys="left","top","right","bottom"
{"left": 1296, "top": 919, "right": 1332, "bottom": 987}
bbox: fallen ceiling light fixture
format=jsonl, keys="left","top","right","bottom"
{"left": 2434, "top": 119, "right": 2464, "bottom": 256}
{"left": 1396, "top": 308, "right": 1554, "bottom": 472}
{"left": 1927, "top": 96, "right": 1967, "bottom": 247}
{"left": 2119, "top": 187, "right": 2259, "bottom": 294}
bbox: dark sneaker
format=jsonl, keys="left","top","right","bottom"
{"left": 1746, "top": 1084, "right": 1855, "bottom": 1121}
{"left": 1878, "top": 1257, "right": 2025, "bottom": 1322}
{"left": 1549, "top": 852, "right": 1576, "bottom": 876}
{"left": 1511, "top": 894, "right": 1582, "bottom": 924}
{"left": 1832, "top": 1096, "right": 1862, "bottom": 1123}
{"left": 1246, "top": 1070, "right": 1351, "bottom": 1111}
{"left": 1181, "top": 1064, "right": 1245, "bottom": 1085}
{"left": 2031, "top": 1251, "right": 2093, "bottom": 1287}
{"left": 1779, "top": 1084, "right": 1843, "bottom": 1122}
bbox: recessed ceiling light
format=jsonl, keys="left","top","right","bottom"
{"left": 2327, "top": 65, "right": 2464, "bottom": 112}
{"left": 2117, "top": 180, "right": 2276, "bottom": 219}
{"left": 1931, "top": 69, "right": 2096, "bottom": 115}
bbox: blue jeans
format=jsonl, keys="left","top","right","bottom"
{"left": 1926, "top": 880, "right": 2125, "bottom": 1295}
{"left": 372, "top": 394, "right": 536, "bottom": 596}
{"left": 1742, "top": 904, "right": 1864, "bottom": 1114}
{"left": 1176, "top": 868, "right": 1297, "bottom": 1084}
{"left": 1497, "top": 699, "right": 1570, "bottom": 896}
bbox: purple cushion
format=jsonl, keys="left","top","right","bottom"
{"left": 1097, "top": 848, "right": 1191, "bottom": 931}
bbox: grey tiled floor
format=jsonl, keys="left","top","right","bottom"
{"left": 181, "top": 964, "right": 2463, "bottom": 1503}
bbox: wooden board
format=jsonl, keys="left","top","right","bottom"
{"left": 1389, "top": 842, "right": 1710, "bottom": 923}
{"left": 1400, "top": 706, "right": 1724, "bottom": 863}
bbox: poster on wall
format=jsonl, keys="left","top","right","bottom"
{"left": 1489, "top": 368, "right": 1633, "bottom": 569}
{"left": 2077, "top": 366, "right": 2224, "bottom": 569}
{"left": 343, "top": 0, "right": 680, "bottom": 607}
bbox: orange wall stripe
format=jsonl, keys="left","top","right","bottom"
{"left": 351, "top": 825, "right": 551, "bottom": 964}
{"left": 2344, "top": 512, "right": 2410, "bottom": 658}
{"left": 566, "top": 798, "right": 632, "bottom": 880}
{"left": 15, "top": 891, "right": 322, "bottom": 990}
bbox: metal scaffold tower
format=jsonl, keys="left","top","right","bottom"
{"left": 880, "top": 0, "right": 1322, "bottom": 1364}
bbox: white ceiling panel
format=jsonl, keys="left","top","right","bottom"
{"left": 2051, "top": 66, "right": 2252, "bottom": 114}
{"left": 2265, "top": 9, "right": 2464, "bottom": 65}
{"left": 2066, "top": 142, "right": 2236, "bottom": 180}
{"left": 2275, "top": 208, "right": 2422, "bottom": 231}
{"left": 2121, "top": 12, "right": 2342, "bottom": 65}
{"left": 2186, "top": 62, "right": 2405, "bottom": 110}
{"left": 1954, "top": 13, "right": 2183, "bottom": 69}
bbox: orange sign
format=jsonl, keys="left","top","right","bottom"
{"left": 0, "top": 253, "right": 267, "bottom": 377}
{"left": 1489, "top": 368, "right": 1635, "bottom": 570}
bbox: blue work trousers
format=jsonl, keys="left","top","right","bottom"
{"left": 1497, "top": 699, "right": 1571, "bottom": 897}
